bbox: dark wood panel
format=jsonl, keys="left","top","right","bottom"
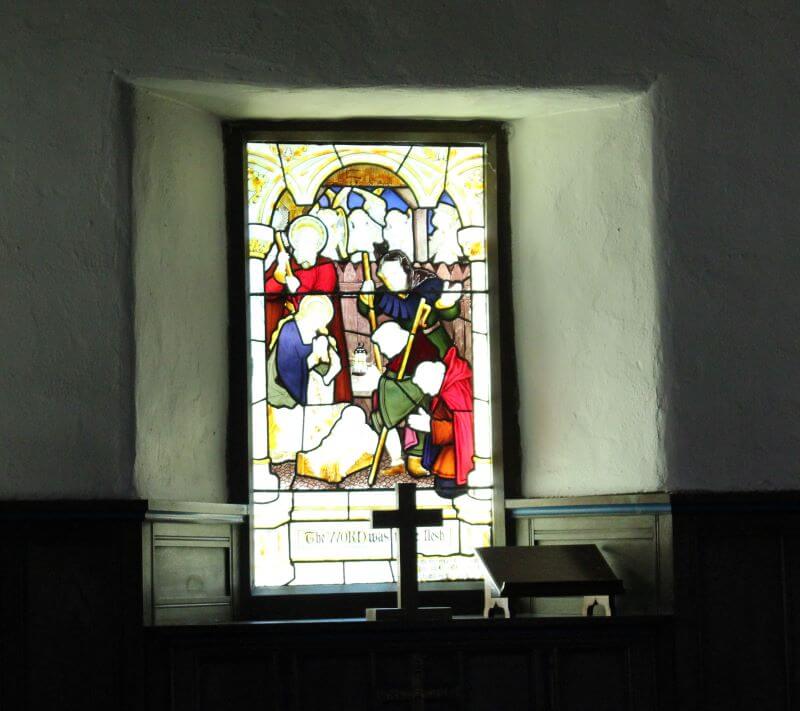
{"left": 700, "top": 532, "right": 786, "bottom": 710}
{"left": 464, "top": 653, "right": 539, "bottom": 710}
{"left": 194, "top": 657, "right": 275, "bottom": 711}
{"left": 0, "top": 515, "right": 144, "bottom": 711}
{"left": 554, "top": 646, "right": 629, "bottom": 711}
{"left": 0, "top": 534, "right": 27, "bottom": 709}
{"left": 784, "top": 533, "right": 800, "bottom": 707}
{"left": 147, "top": 617, "right": 671, "bottom": 711}
{"left": 299, "top": 654, "right": 369, "bottom": 711}
{"left": 12, "top": 494, "right": 800, "bottom": 711}
{"left": 672, "top": 496, "right": 800, "bottom": 711}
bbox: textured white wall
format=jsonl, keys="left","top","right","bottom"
{"left": 511, "top": 96, "right": 661, "bottom": 496}
{"left": 133, "top": 91, "right": 227, "bottom": 501}
{"left": 134, "top": 85, "right": 659, "bottom": 498}
{"left": 1, "top": 2, "right": 798, "bottom": 498}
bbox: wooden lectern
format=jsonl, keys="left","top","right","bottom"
{"left": 475, "top": 545, "right": 624, "bottom": 618}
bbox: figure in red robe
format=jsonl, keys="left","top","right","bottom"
{"left": 264, "top": 216, "right": 352, "bottom": 402}
{"left": 421, "top": 346, "right": 474, "bottom": 499}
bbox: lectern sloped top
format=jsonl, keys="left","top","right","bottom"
{"left": 475, "top": 545, "right": 624, "bottom": 598}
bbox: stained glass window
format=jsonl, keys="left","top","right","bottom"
{"left": 241, "top": 133, "right": 501, "bottom": 590}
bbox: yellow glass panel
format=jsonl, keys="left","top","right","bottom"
{"left": 247, "top": 143, "right": 286, "bottom": 224}
{"left": 335, "top": 144, "right": 410, "bottom": 172}
{"left": 253, "top": 527, "right": 293, "bottom": 586}
{"left": 446, "top": 146, "right": 485, "bottom": 227}
{"left": 279, "top": 143, "right": 342, "bottom": 205}
{"left": 397, "top": 145, "right": 448, "bottom": 207}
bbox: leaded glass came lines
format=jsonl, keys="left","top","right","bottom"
{"left": 245, "top": 140, "right": 494, "bottom": 588}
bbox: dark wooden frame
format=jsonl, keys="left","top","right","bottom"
{"left": 223, "top": 120, "right": 520, "bottom": 619}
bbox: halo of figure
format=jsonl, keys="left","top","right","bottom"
{"left": 265, "top": 215, "right": 352, "bottom": 401}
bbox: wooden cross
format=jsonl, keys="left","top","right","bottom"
{"left": 366, "top": 483, "right": 451, "bottom": 621}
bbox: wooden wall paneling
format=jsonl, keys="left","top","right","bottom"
{"left": 699, "top": 524, "right": 786, "bottom": 709}
{"left": 783, "top": 531, "right": 800, "bottom": 707}
{"left": 142, "top": 502, "right": 246, "bottom": 626}
{"left": 464, "top": 651, "right": 541, "bottom": 710}
{"left": 671, "top": 502, "right": 702, "bottom": 711}
{"left": 655, "top": 512, "right": 674, "bottom": 614}
{"left": 551, "top": 645, "right": 630, "bottom": 711}
{"left": 507, "top": 495, "right": 674, "bottom": 618}
{"left": 0, "top": 526, "right": 27, "bottom": 709}
{"left": 531, "top": 514, "right": 659, "bottom": 616}
{"left": 672, "top": 497, "right": 800, "bottom": 711}
{"left": 298, "top": 653, "right": 370, "bottom": 711}
{"left": 170, "top": 642, "right": 280, "bottom": 711}
{"left": 149, "top": 617, "right": 670, "bottom": 711}
{"left": 18, "top": 515, "right": 144, "bottom": 711}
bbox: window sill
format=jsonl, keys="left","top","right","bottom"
{"left": 239, "top": 580, "right": 485, "bottom": 621}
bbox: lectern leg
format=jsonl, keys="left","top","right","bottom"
{"left": 582, "top": 595, "right": 613, "bottom": 617}
{"left": 483, "top": 581, "right": 510, "bottom": 618}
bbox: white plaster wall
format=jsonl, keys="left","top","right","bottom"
{"left": 511, "top": 96, "right": 661, "bottom": 495}
{"left": 1, "top": 1, "right": 798, "bottom": 498}
{"left": 133, "top": 85, "right": 658, "bottom": 499}
{"left": 132, "top": 91, "right": 227, "bottom": 501}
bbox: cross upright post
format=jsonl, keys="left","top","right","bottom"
{"left": 367, "top": 483, "right": 452, "bottom": 621}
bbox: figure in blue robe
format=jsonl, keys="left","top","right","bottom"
{"left": 266, "top": 295, "right": 339, "bottom": 408}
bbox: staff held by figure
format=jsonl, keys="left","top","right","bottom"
{"left": 361, "top": 251, "right": 383, "bottom": 371}
{"left": 367, "top": 297, "right": 431, "bottom": 487}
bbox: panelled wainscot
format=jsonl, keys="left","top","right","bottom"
{"left": 142, "top": 501, "right": 247, "bottom": 625}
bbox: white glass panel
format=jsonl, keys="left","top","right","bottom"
{"left": 415, "top": 489, "right": 458, "bottom": 519}
{"left": 291, "top": 491, "right": 349, "bottom": 521}
{"left": 253, "top": 491, "right": 292, "bottom": 528}
{"left": 472, "top": 292, "right": 489, "bottom": 334}
{"left": 252, "top": 460, "right": 279, "bottom": 491}
{"left": 460, "top": 521, "right": 492, "bottom": 550}
{"left": 291, "top": 562, "right": 344, "bottom": 585}
{"left": 253, "top": 527, "right": 293, "bottom": 586}
{"left": 473, "top": 398, "right": 492, "bottom": 459}
{"left": 249, "top": 295, "right": 265, "bottom": 341}
{"left": 471, "top": 260, "right": 487, "bottom": 291}
{"left": 266, "top": 404, "right": 303, "bottom": 463}
{"left": 248, "top": 257, "right": 265, "bottom": 292}
{"left": 454, "top": 495, "right": 493, "bottom": 525}
{"left": 250, "top": 340, "right": 266, "bottom": 403}
{"left": 344, "top": 560, "right": 393, "bottom": 584}
{"left": 300, "top": 403, "right": 348, "bottom": 452}
{"left": 251, "top": 400, "right": 268, "bottom": 459}
{"left": 468, "top": 458, "right": 493, "bottom": 487}
{"left": 472, "top": 333, "right": 491, "bottom": 401}
{"left": 347, "top": 490, "right": 397, "bottom": 521}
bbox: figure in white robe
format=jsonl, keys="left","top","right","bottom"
{"left": 311, "top": 206, "right": 348, "bottom": 261}
{"left": 429, "top": 203, "right": 464, "bottom": 264}
{"left": 295, "top": 406, "right": 379, "bottom": 483}
{"left": 347, "top": 207, "right": 384, "bottom": 261}
{"left": 383, "top": 209, "right": 414, "bottom": 258}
